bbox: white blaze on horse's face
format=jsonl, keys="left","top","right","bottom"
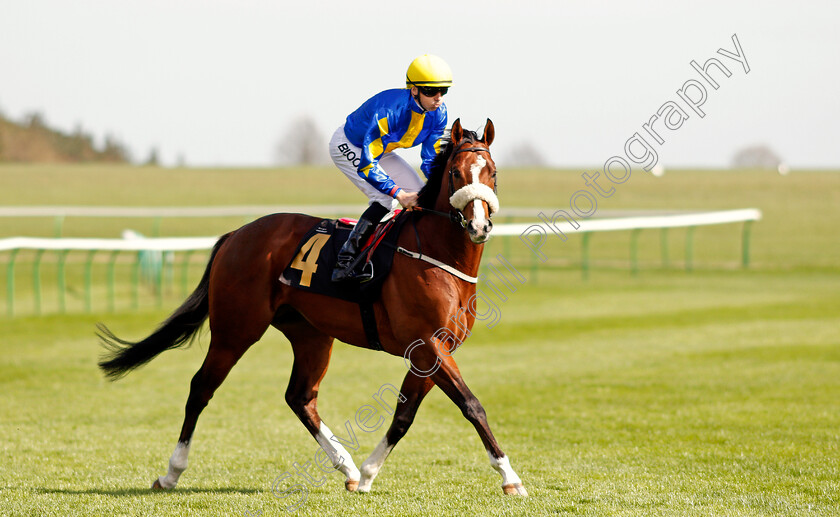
{"left": 449, "top": 153, "right": 499, "bottom": 244}
{"left": 471, "top": 156, "right": 488, "bottom": 227}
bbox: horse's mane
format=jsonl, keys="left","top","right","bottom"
{"left": 416, "top": 129, "right": 481, "bottom": 209}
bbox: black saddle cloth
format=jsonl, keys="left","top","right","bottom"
{"left": 279, "top": 214, "right": 407, "bottom": 303}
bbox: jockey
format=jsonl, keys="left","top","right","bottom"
{"left": 330, "top": 54, "right": 451, "bottom": 282}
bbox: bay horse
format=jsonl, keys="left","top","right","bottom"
{"left": 98, "top": 118, "right": 527, "bottom": 497}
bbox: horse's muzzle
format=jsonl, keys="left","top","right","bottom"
{"left": 467, "top": 218, "right": 493, "bottom": 243}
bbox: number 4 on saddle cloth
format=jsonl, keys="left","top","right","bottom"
{"left": 279, "top": 212, "right": 409, "bottom": 350}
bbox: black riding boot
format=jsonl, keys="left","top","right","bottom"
{"left": 331, "top": 203, "right": 389, "bottom": 282}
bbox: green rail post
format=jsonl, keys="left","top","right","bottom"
{"left": 661, "top": 228, "right": 670, "bottom": 269}
{"left": 33, "top": 249, "right": 45, "bottom": 315}
{"left": 582, "top": 232, "right": 592, "bottom": 280}
{"left": 107, "top": 250, "right": 120, "bottom": 313}
{"left": 181, "top": 250, "right": 196, "bottom": 297}
{"left": 54, "top": 215, "right": 65, "bottom": 237}
{"left": 132, "top": 252, "right": 141, "bottom": 310}
{"left": 742, "top": 220, "right": 753, "bottom": 268}
{"left": 6, "top": 249, "right": 20, "bottom": 317}
{"left": 84, "top": 250, "right": 97, "bottom": 313}
{"left": 156, "top": 253, "right": 165, "bottom": 307}
{"left": 165, "top": 251, "right": 175, "bottom": 290}
{"left": 630, "top": 228, "right": 641, "bottom": 276}
{"left": 152, "top": 217, "right": 162, "bottom": 237}
{"left": 530, "top": 247, "right": 539, "bottom": 285}
{"left": 503, "top": 215, "right": 513, "bottom": 258}
{"left": 57, "top": 250, "right": 68, "bottom": 313}
{"left": 685, "top": 226, "right": 696, "bottom": 273}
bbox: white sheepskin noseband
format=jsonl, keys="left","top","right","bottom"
{"left": 449, "top": 183, "right": 499, "bottom": 215}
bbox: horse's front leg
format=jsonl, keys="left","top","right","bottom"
{"left": 361, "top": 343, "right": 526, "bottom": 495}
{"left": 358, "top": 371, "right": 435, "bottom": 492}
{"left": 419, "top": 345, "right": 527, "bottom": 496}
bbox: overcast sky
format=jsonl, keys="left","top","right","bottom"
{"left": 1, "top": 0, "right": 837, "bottom": 168}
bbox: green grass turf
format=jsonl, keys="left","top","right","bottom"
{"left": 1, "top": 271, "right": 838, "bottom": 516}
{"left": 1, "top": 164, "right": 839, "bottom": 515}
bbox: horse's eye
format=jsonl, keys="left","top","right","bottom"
{"left": 451, "top": 168, "right": 462, "bottom": 179}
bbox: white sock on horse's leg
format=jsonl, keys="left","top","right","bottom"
{"left": 314, "top": 422, "right": 361, "bottom": 489}
{"left": 157, "top": 441, "right": 190, "bottom": 489}
{"left": 487, "top": 451, "right": 528, "bottom": 496}
{"left": 359, "top": 436, "right": 395, "bottom": 492}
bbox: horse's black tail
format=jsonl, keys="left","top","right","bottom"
{"left": 97, "top": 232, "right": 233, "bottom": 381}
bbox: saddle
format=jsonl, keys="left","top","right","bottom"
{"left": 279, "top": 212, "right": 409, "bottom": 351}
{"left": 281, "top": 210, "right": 406, "bottom": 290}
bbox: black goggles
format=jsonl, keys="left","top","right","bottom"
{"left": 417, "top": 85, "right": 448, "bottom": 97}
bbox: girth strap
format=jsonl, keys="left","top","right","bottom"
{"left": 359, "top": 299, "right": 383, "bottom": 351}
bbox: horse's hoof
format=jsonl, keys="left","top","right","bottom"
{"left": 502, "top": 483, "right": 528, "bottom": 496}
{"left": 345, "top": 479, "right": 359, "bottom": 492}
{"left": 151, "top": 478, "right": 164, "bottom": 490}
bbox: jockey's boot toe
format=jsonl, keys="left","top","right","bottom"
{"left": 331, "top": 258, "right": 355, "bottom": 282}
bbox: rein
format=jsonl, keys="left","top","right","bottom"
{"left": 391, "top": 141, "right": 495, "bottom": 284}
{"left": 377, "top": 210, "right": 478, "bottom": 284}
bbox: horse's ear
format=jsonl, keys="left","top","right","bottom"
{"left": 482, "top": 119, "right": 495, "bottom": 146}
{"left": 451, "top": 118, "right": 463, "bottom": 144}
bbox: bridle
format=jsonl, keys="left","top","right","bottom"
{"left": 394, "top": 139, "right": 498, "bottom": 283}
{"left": 418, "top": 141, "right": 497, "bottom": 230}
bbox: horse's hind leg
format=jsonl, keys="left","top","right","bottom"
{"left": 277, "top": 318, "right": 361, "bottom": 491}
{"left": 149, "top": 222, "right": 283, "bottom": 489}
{"left": 154, "top": 285, "right": 275, "bottom": 490}
{"left": 152, "top": 330, "right": 258, "bottom": 489}
{"left": 359, "top": 372, "right": 435, "bottom": 492}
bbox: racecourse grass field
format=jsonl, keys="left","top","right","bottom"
{"left": 1, "top": 164, "right": 839, "bottom": 516}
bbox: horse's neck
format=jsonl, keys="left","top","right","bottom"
{"left": 413, "top": 211, "right": 484, "bottom": 278}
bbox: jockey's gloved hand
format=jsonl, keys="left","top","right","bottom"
{"left": 396, "top": 190, "right": 419, "bottom": 209}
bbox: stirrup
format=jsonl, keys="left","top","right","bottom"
{"left": 331, "top": 252, "right": 374, "bottom": 283}
{"left": 357, "top": 262, "right": 374, "bottom": 283}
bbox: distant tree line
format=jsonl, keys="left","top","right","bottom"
{"left": 0, "top": 110, "right": 131, "bottom": 163}
{"left": 731, "top": 144, "right": 783, "bottom": 169}
{"left": 275, "top": 115, "right": 329, "bottom": 165}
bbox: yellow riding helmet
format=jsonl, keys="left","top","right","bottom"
{"left": 405, "top": 54, "right": 453, "bottom": 88}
